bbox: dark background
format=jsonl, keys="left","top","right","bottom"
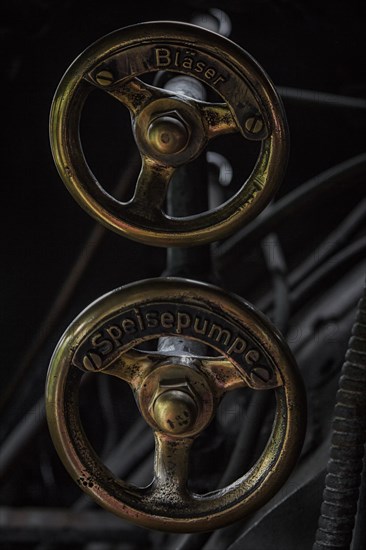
{"left": 2, "top": 0, "right": 365, "bottom": 378}
{"left": 1, "top": 1, "right": 365, "bottom": 547}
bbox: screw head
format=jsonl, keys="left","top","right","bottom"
{"left": 95, "top": 70, "right": 114, "bottom": 87}
{"left": 152, "top": 389, "right": 198, "bottom": 435}
{"left": 250, "top": 366, "right": 273, "bottom": 384}
{"left": 244, "top": 116, "right": 264, "bottom": 135}
{"left": 147, "top": 115, "right": 189, "bottom": 155}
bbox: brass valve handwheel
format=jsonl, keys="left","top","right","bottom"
{"left": 46, "top": 278, "right": 306, "bottom": 532}
{"left": 50, "top": 21, "right": 288, "bottom": 247}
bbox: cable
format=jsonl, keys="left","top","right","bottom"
{"left": 0, "top": 152, "right": 141, "bottom": 432}
{"left": 73, "top": 418, "right": 153, "bottom": 511}
{"left": 217, "top": 153, "right": 366, "bottom": 271}
{"left": 291, "top": 236, "right": 366, "bottom": 313}
{"left": 290, "top": 199, "right": 366, "bottom": 290}
{"left": 261, "top": 233, "right": 290, "bottom": 334}
{"left": 219, "top": 392, "right": 272, "bottom": 487}
{"left": 256, "top": 201, "right": 366, "bottom": 317}
{"left": 256, "top": 236, "right": 366, "bottom": 320}
{"left": 277, "top": 87, "right": 366, "bottom": 110}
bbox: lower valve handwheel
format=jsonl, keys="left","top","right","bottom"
{"left": 50, "top": 21, "right": 288, "bottom": 247}
{"left": 46, "top": 278, "right": 306, "bottom": 532}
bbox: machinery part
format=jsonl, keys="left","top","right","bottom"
{"left": 313, "top": 286, "right": 366, "bottom": 550}
{"left": 46, "top": 278, "right": 305, "bottom": 532}
{"left": 50, "top": 21, "right": 288, "bottom": 247}
{"left": 191, "top": 8, "right": 232, "bottom": 38}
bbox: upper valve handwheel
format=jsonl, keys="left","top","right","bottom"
{"left": 50, "top": 21, "right": 288, "bottom": 247}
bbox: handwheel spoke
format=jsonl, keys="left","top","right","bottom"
{"left": 105, "top": 78, "right": 152, "bottom": 115}
{"left": 101, "top": 349, "right": 157, "bottom": 387}
{"left": 86, "top": 74, "right": 170, "bottom": 116}
{"left": 152, "top": 432, "right": 193, "bottom": 498}
{"left": 199, "top": 356, "right": 248, "bottom": 395}
{"left": 197, "top": 101, "right": 239, "bottom": 139}
{"left": 55, "top": 21, "right": 286, "bottom": 247}
{"left": 129, "top": 156, "right": 175, "bottom": 219}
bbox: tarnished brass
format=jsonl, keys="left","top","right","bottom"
{"left": 147, "top": 114, "right": 189, "bottom": 155}
{"left": 152, "top": 390, "right": 197, "bottom": 435}
{"left": 50, "top": 21, "right": 288, "bottom": 247}
{"left": 136, "top": 362, "right": 216, "bottom": 438}
{"left": 46, "top": 278, "right": 306, "bottom": 532}
{"left": 245, "top": 115, "right": 264, "bottom": 135}
{"left": 95, "top": 69, "right": 114, "bottom": 86}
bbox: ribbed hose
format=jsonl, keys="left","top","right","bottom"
{"left": 313, "top": 285, "right": 366, "bottom": 549}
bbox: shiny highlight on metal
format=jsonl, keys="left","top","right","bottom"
{"left": 46, "top": 278, "right": 306, "bottom": 532}
{"left": 49, "top": 21, "right": 288, "bottom": 247}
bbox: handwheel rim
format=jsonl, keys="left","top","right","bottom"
{"left": 50, "top": 21, "right": 288, "bottom": 247}
{"left": 46, "top": 278, "right": 306, "bottom": 532}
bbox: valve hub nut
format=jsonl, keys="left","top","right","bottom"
{"left": 147, "top": 115, "right": 189, "bottom": 155}
{"left": 152, "top": 389, "right": 198, "bottom": 435}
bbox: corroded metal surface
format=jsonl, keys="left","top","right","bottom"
{"left": 46, "top": 278, "right": 306, "bottom": 532}
{"left": 49, "top": 21, "right": 288, "bottom": 247}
